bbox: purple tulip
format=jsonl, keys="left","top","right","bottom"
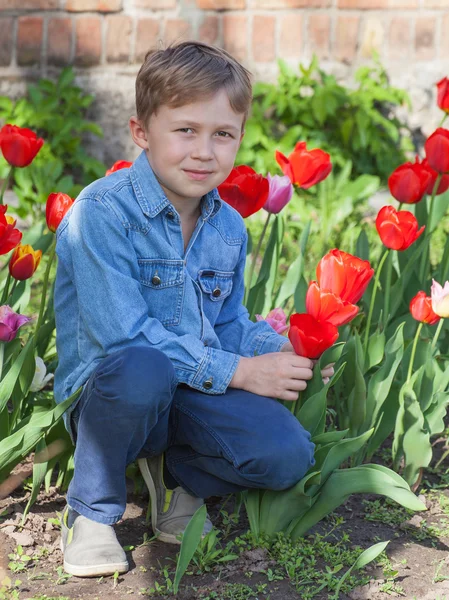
{"left": 0, "top": 305, "right": 32, "bottom": 342}
{"left": 256, "top": 308, "right": 289, "bottom": 335}
{"left": 263, "top": 174, "right": 294, "bottom": 214}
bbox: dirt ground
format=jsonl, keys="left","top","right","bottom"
{"left": 2, "top": 466, "right": 449, "bottom": 600}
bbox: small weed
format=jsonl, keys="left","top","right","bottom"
{"left": 0, "top": 577, "right": 21, "bottom": 600}
{"left": 187, "top": 528, "right": 238, "bottom": 574}
{"left": 200, "top": 582, "right": 268, "bottom": 600}
{"left": 53, "top": 566, "right": 72, "bottom": 585}
{"left": 7, "top": 546, "right": 34, "bottom": 574}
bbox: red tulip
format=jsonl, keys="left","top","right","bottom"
{"left": 105, "top": 160, "right": 132, "bottom": 176}
{"left": 288, "top": 313, "right": 339, "bottom": 359}
{"left": 376, "top": 205, "right": 425, "bottom": 251}
{"left": 9, "top": 243, "right": 42, "bottom": 280}
{"left": 422, "top": 159, "right": 449, "bottom": 196}
{"left": 306, "top": 281, "right": 359, "bottom": 327}
{"left": 0, "top": 124, "right": 44, "bottom": 168}
{"left": 437, "top": 77, "right": 449, "bottom": 114}
{"left": 46, "top": 192, "right": 74, "bottom": 233}
{"left": 424, "top": 128, "right": 449, "bottom": 174}
{"left": 409, "top": 291, "right": 440, "bottom": 325}
{"left": 0, "top": 210, "right": 22, "bottom": 255}
{"left": 388, "top": 157, "right": 433, "bottom": 204}
{"left": 218, "top": 165, "right": 269, "bottom": 218}
{"left": 316, "top": 249, "right": 374, "bottom": 305}
{"left": 275, "top": 142, "right": 332, "bottom": 189}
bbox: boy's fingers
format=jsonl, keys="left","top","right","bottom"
{"left": 321, "top": 366, "right": 335, "bottom": 378}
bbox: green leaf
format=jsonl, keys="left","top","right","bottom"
{"left": 0, "top": 338, "right": 35, "bottom": 415}
{"left": 173, "top": 504, "right": 207, "bottom": 594}
{"left": 22, "top": 438, "right": 49, "bottom": 523}
{"left": 275, "top": 220, "right": 311, "bottom": 307}
{"left": 355, "top": 228, "right": 370, "bottom": 261}
{"left": 332, "top": 541, "right": 389, "bottom": 599}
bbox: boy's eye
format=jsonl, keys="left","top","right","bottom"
{"left": 216, "top": 131, "right": 232, "bottom": 138}
{"left": 177, "top": 128, "right": 194, "bottom": 133}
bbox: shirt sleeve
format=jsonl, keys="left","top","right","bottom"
{"left": 57, "top": 197, "right": 240, "bottom": 395}
{"left": 214, "top": 231, "right": 289, "bottom": 356}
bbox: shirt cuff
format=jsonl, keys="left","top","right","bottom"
{"left": 253, "top": 330, "right": 289, "bottom": 356}
{"left": 189, "top": 346, "right": 241, "bottom": 394}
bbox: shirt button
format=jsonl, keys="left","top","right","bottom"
{"left": 152, "top": 274, "right": 161, "bottom": 285}
{"left": 212, "top": 287, "right": 221, "bottom": 297}
{"left": 203, "top": 378, "right": 213, "bottom": 390}
{"left": 167, "top": 211, "right": 175, "bottom": 219}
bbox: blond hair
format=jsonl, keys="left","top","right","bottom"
{"left": 135, "top": 41, "right": 252, "bottom": 130}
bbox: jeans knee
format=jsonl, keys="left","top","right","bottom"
{"left": 247, "top": 428, "right": 315, "bottom": 491}
{"left": 93, "top": 346, "right": 176, "bottom": 411}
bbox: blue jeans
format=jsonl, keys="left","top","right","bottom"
{"left": 66, "top": 347, "right": 315, "bottom": 525}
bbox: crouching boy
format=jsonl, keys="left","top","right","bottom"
{"left": 53, "top": 41, "right": 324, "bottom": 578}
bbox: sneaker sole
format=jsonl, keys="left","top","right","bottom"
{"left": 137, "top": 458, "right": 182, "bottom": 545}
{"left": 60, "top": 537, "right": 129, "bottom": 577}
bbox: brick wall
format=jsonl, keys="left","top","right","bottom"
{"left": 0, "top": 0, "right": 447, "bottom": 164}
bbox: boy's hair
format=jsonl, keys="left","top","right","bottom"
{"left": 135, "top": 41, "right": 252, "bottom": 130}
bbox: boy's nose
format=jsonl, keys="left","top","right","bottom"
{"left": 190, "top": 138, "right": 214, "bottom": 161}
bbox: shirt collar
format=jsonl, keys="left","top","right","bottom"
{"left": 130, "top": 150, "right": 222, "bottom": 220}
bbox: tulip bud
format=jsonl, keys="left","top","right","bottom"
{"left": 46, "top": 192, "right": 74, "bottom": 233}
{"left": 0, "top": 209, "right": 22, "bottom": 255}
{"left": 256, "top": 307, "right": 289, "bottom": 334}
{"left": 218, "top": 166, "right": 269, "bottom": 218}
{"left": 288, "top": 313, "right": 338, "bottom": 359}
{"left": 30, "top": 356, "right": 54, "bottom": 392}
{"left": 0, "top": 305, "right": 32, "bottom": 342}
{"left": 9, "top": 243, "right": 42, "bottom": 280}
{"left": 263, "top": 174, "right": 293, "bottom": 214}
{"left": 431, "top": 279, "right": 449, "bottom": 318}
{"left": 388, "top": 157, "right": 433, "bottom": 204}
{"left": 410, "top": 291, "right": 440, "bottom": 325}
{"left": 424, "top": 128, "right": 449, "bottom": 174}
{"left": 376, "top": 206, "right": 425, "bottom": 251}
{"left": 0, "top": 124, "right": 44, "bottom": 168}
{"left": 437, "top": 78, "right": 449, "bottom": 114}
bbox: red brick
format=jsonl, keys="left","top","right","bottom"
{"left": 0, "top": 17, "right": 13, "bottom": 66}
{"left": 388, "top": 17, "right": 411, "bottom": 60}
{"left": 441, "top": 13, "right": 449, "bottom": 60}
{"left": 335, "top": 16, "right": 359, "bottom": 63}
{"left": 75, "top": 16, "right": 102, "bottom": 66}
{"left": 196, "top": 0, "right": 245, "bottom": 8}
{"left": 252, "top": 15, "right": 275, "bottom": 63}
{"left": 164, "top": 18, "right": 192, "bottom": 45}
{"left": 223, "top": 14, "right": 247, "bottom": 62}
{"left": 47, "top": 17, "right": 72, "bottom": 66}
{"left": 17, "top": 16, "right": 43, "bottom": 66}
{"left": 0, "top": 0, "right": 58, "bottom": 8}
{"left": 253, "top": 0, "right": 329, "bottom": 6}
{"left": 106, "top": 15, "right": 131, "bottom": 63}
{"left": 199, "top": 15, "right": 219, "bottom": 45}
{"left": 66, "top": 0, "right": 122, "bottom": 11}
{"left": 133, "top": 0, "right": 177, "bottom": 8}
{"left": 338, "top": 0, "right": 417, "bottom": 7}
{"left": 308, "top": 14, "right": 330, "bottom": 60}
{"left": 415, "top": 17, "right": 436, "bottom": 61}
{"left": 135, "top": 17, "right": 160, "bottom": 63}
{"left": 279, "top": 13, "right": 302, "bottom": 59}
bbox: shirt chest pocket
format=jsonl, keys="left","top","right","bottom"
{"left": 197, "top": 269, "right": 234, "bottom": 324}
{"left": 138, "top": 259, "right": 185, "bottom": 326}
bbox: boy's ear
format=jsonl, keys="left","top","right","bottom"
{"left": 239, "top": 129, "right": 245, "bottom": 146}
{"left": 129, "top": 116, "right": 149, "bottom": 150}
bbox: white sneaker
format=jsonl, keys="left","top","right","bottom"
{"left": 137, "top": 455, "right": 213, "bottom": 544}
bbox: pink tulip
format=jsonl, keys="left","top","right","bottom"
{"left": 431, "top": 279, "right": 449, "bottom": 318}
{"left": 263, "top": 174, "right": 294, "bottom": 214}
{"left": 0, "top": 305, "right": 32, "bottom": 342}
{"left": 256, "top": 307, "right": 289, "bottom": 334}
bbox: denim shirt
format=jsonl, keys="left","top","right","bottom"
{"left": 53, "top": 150, "right": 288, "bottom": 406}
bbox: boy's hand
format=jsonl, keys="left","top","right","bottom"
{"left": 280, "top": 342, "right": 335, "bottom": 384}
{"left": 229, "top": 353, "right": 314, "bottom": 402}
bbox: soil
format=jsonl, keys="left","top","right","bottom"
{"left": 2, "top": 471, "right": 449, "bottom": 600}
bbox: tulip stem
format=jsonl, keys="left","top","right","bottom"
{"left": 0, "top": 342, "right": 4, "bottom": 381}
{"left": 419, "top": 173, "right": 442, "bottom": 284}
{"left": 431, "top": 318, "right": 444, "bottom": 352}
{"left": 0, "top": 272, "right": 11, "bottom": 305}
{"left": 439, "top": 114, "right": 448, "bottom": 128}
{"left": 383, "top": 251, "right": 393, "bottom": 328}
{"left": 8, "top": 279, "right": 18, "bottom": 303}
{"left": 245, "top": 212, "right": 272, "bottom": 305}
{"left": 407, "top": 322, "right": 423, "bottom": 383}
{"left": 363, "top": 249, "right": 389, "bottom": 356}
{"left": 0, "top": 167, "right": 12, "bottom": 205}
{"left": 34, "top": 239, "right": 56, "bottom": 341}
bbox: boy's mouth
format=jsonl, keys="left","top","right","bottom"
{"left": 183, "top": 169, "right": 212, "bottom": 181}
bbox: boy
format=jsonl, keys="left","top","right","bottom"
{"left": 54, "top": 41, "right": 329, "bottom": 578}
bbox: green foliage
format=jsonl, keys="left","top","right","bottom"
{"left": 0, "top": 67, "right": 106, "bottom": 220}
{"left": 237, "top": 54, "right": 413, "bottom": 183}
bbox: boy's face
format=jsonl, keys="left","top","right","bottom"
{"left": 130, "top": 89, "right": 245, "bottom": 213}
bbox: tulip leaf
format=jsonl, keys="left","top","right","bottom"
{"left": 356, "top": 228, "right": 370, "bottom": 261}
{"left": 429, "top": 189, "right": 449, "bottom": 233}
{"left": 173, "top": 504, "right": 207, "bottom": 594}
{"left": 242, "top": 490, "right": 261, "bottom": 539}
{"left": 22, "top": 438, "right": 48, "bottom": 523}
{"left": 320, "top": 342, "right": 345, "bottom": 370}
{"left": 0, "top": 338, "right": 35, "bottom": 416}
{"left": 389, "top": 242, "right": 425, "bottom": 319}
{"left": 365, "top": 386, "right": 400, "bottom": 460}
{"left": 365, "top": 329, "right": 386, "bottom": 372}
{"left": 333, "top": 541, "right": 390, "bottom": 598}
{"left": 424, "top": 391, "right": 449, "bottom": 437}
{"left": 275, "top": 220, "right": 311, "bottom": 307}
{"left": 312, "top": 429, "right": 349, "bottom": 446}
